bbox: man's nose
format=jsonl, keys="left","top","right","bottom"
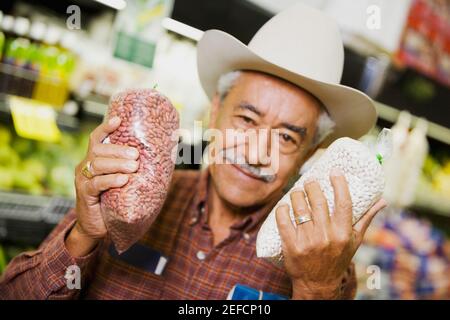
{"left": 247, "top": 128, "right": 271, "bottom": 166}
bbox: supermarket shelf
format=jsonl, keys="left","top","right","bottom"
{"left": 0, "top": 191, "right": 74, "bottom": 245}
{"left": 0, "top": 94, "right": 79, "bottom": 131}
{"left": 413, "top": 196, "right": 450, "bottom": 218}
{"left": 412, "top": 182, "right": 450, "bottom": 218}
{"left": 80, "top": 94, "right": 109, "bottom": 118}
{"left": 375, "top": 102, "right": 450, "bottom": 146}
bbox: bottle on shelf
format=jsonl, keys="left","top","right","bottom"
{"left": 0, "top": 12, "right": 4, "bottom": 61}
{"left": 23, "top": 21, "right": 46, "bottom": 98}
{"left": 4, "top": 17, "right": 30, "bottom": 96}
{"left": 54, "top": 32, "right": 77, "bottom": 107}
{"left": 0, "top": 15, "right": 15, "bottom": 56}
{"left": 32, "top": 25, "right": 62, "bottom": 106}
{"left": 0, "top": 15, "right": 15, "bottom": 95}
{"left": 0, "top": 16, "right": 76, "bottom": 107}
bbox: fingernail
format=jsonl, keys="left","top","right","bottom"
{"left": 109, "top": 116, "right": 120, "bottom": 125}
{"left": 278, "top": 202, "right": 289, "bottom": 209}
{"left": 126, "top": 148, "right": 139, "bottom": 158}
{"left": 305, "top": 177, "right": 316, "bottom": 184}
{"left": 127, "top": 161, "right": 138, "bottom": 171}
{"left": 117, "top": 175, "right": 128, "bottom": 184}
{"left": 330, "top": 167, "right": 343, "bottom": 177}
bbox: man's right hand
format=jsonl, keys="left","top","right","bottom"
{"left": 66, "top": 116, "right": 140, "bottom": 257}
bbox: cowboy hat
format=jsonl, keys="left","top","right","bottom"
{"left": 196, "top": 2, "right": 377, "bottom": 146}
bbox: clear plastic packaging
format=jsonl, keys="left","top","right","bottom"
{"left": 100, "top": 89, "right": 179, "bottom": 253}
{"left": 256, "top": 130, "right": 392, "bottom": 265}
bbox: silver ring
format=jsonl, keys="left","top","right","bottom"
{"left": 295, "top": 215, "right": 312, "bottom": 226}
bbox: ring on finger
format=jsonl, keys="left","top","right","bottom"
{"left": 295, "top": 214, "right": 313, "bottom": 226}
{"left": 81, "top": 160, "right": 94, "bottom": 179}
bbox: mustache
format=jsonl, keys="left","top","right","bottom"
{"left": 219, "top": 149, "right": 277, "bottom": 183}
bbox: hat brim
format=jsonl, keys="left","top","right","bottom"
{"left": 197, "top": 30, "right": 377, "bottom": 147}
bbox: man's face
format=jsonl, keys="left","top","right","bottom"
{"left": 208, "top": 71, "right": 322, "bottom": 209}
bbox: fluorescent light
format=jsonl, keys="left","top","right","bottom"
{"left": 95, "top": 0, "right": 127, "bottom": 10}
{"left": 162, "top": 18, "right": 204, "bottom": 42}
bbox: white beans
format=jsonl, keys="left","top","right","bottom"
{"left": 256, "top": 137, "right": 385, "bottom": 265}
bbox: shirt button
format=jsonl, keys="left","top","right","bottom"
{"left": 243, "top": 233, "right": 250, "bottom": 240}
{"left": 196, "top": 250, "right": 206, "bottom": 261}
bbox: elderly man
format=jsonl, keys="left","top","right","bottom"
{"left": 0, "top": 4, "right": 385, "bottom": 299}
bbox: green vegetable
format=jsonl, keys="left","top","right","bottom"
{"left": 0, "top": 245, "right": 6, "bottom": 275}
{"left": 12, "top": 137, "right": 35, "bottom": 157}
{"left": 0, "top": 126, "right": 11, "bottom": 145}
{"left": 12, "top": 168, "right": 38, "bottom": 190}
{"left": 21, "top": 158, "right": 47, "bottom": 182}
{"left": 0, "top": 145, "right": 20, "bottom": 167}
{"left": 49, "top": 165, "right": 75, "bottom": 197}
{"left": 28, "top": 183, "right": 44, "bottom": 196}
{"left": 0, "top": 167, "right": 14, "bottom": 190}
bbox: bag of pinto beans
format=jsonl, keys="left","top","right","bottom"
{"left": 100, "top": 89, "right": 179, "bottom": 253}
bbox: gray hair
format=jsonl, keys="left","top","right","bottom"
{"left": 217, "top": 71, "right": 335, "bottom": 147}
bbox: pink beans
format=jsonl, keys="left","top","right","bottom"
{"left": 100, "top": 89, "right": 179, "bottom": 253}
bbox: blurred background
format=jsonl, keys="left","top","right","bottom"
{"left": 0, "top": 0, "right": 449, "bottom": 299}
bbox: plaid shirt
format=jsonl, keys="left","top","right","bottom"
{"left": 0, "top": 169, "right": 356, "bottom": 300}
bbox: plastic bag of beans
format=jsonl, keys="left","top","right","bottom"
{"left": 100, "top": 88, "right": 179, "bottom": 253}
{"left": 257, "top": 130, "right": 392, "bottom": 265}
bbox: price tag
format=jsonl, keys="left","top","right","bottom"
{"left": 10, "top": 96, "right": 61, "bottom": 143}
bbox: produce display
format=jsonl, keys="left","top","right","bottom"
{"left": 100, "top": 89, "right": 179, "bottom": 253}
{"left": 422, "top": 154, "right": 450, "bottom": 197}
{"left": 256, "top": 136, "right": 387, "bottom": 264}
{"left": 0, "top": 244, "right": 6, "bottom": 275}
{"left": 355, "top": 211, "right": 450, "bottom": 299}
{"left": 396, "top": 0, "right": 450, "bottom": 87}
{"left": 413, "top": 153, "right": 450, "bottom": 215}
{"left": 0, "top": 123, "right": 90, "bottom": 197}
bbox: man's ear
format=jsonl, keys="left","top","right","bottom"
{"left": 209, "top": 94, "right": 221, "bottom": 129}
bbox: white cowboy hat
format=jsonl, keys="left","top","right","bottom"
{"left": 196, "top": 2, "right": 377, "bottom": 146}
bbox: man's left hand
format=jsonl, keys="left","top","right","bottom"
{"left": 275, "top": 169, "right": 387, "bottom": 299}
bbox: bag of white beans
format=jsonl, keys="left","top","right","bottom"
{"left": 256, "top": 130, "right": 392, "bottom": 265}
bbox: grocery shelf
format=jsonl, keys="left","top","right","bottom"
{"left": 0, "top": 94, "right": 79, "bottom": 132}
{"left": 78, "top": 93, "right": 109, "bottom": 118}
{"left": 413, "top": 183, "right": 450, "bottom": 218}
{"left": 375, "top": 102, "right": 450, "bottom": 146}
{"left": 0, "top": 191, "right": 74, "bottom": 245}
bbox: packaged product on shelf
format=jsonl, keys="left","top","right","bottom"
{"left": 359, "top": 211, "right": 450, "bottom": 299}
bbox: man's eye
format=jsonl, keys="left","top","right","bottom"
{"left": 239, "top": 116, "right": 255, "bottom": 125}
{"left": 280, "top": 133, "right": 294, "bottom": 143}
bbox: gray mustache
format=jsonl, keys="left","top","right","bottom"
{"left": 221, "top": 150, "right": 276, "bottom": 183}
